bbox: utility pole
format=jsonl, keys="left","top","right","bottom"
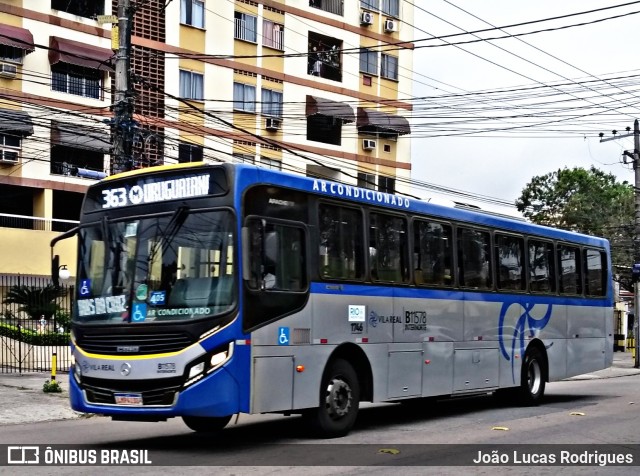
{"left": 111, "top": 0, "right": 136, "bottom": 175}
{"left": 633, "top": 120, "right": 640, "bottom": 369}
{"left": 601, "top": 119, "right": 640, "bottom": 368}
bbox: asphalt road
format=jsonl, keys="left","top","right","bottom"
{"left": 0, "top": 375, "right": 638, "bottom": 474}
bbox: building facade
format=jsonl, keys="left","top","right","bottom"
{"left": 0, "top": 0, "right": 414, "bottom": 278}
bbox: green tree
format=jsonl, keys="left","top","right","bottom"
{"left": 2, "top": 285, "right": 67, "bottom": 320}
{"left": 515, "top": 166, "right": 634, "bottom": 289}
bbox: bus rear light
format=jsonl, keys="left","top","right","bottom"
{"left": 424, "top": 360, "right": 431, "bottom": 364}
{"left": 320, "top": 338, "right": 328, "bottom": 344}
{"left": 296, "top": 365, "right": 305, "bottom": 373}
{"left": 428, "top": 337, "right": 435, "bottom": 342}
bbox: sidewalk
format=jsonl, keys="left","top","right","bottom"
{"left": 0, "top": 352, "right": 638, "bottom": 426}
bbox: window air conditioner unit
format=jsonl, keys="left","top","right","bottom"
{"left": 360, "top": 11, "right": 373, "bottom": 25}
{"left": 0, "top": 62, "right": 17, "bottom": 78}
{"left": 0, "top": 150, "right": 19, "bottom": 164}
{"left": 265, "top": 118, "right": 281, "bottom": 131}
{"left": 363, "top": 139, "right": 377, "bottom": 150}
{"left": 384, "top": 19, "right": 397, "bottom": 32}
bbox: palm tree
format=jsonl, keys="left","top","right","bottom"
{"left": 2, "top": 285, "right": 67, "bottom": 320}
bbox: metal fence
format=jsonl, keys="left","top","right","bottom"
{"left": 0, "top": 274, "right": 73, "bottom": 373}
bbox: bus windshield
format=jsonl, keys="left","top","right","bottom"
{"left": 74, "top": 209, "right": 236, "bottom": 324}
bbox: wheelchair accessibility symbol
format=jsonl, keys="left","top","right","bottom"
{"left": 131, "top": 303, "right": 147, "bottom": 323}
{"left": 79, "top": 279, "right": 91, "bottom": 297}
{"left": 278, "top": 327, "right": 290, "bottom": 346}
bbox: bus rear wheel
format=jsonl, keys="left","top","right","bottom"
{"left": 519, "top": 347, "right": 546, "bottom": 405}
{"left": 182, "top": 415, "right": 232, "bottom": 433}
{"left": 308, "top": 359, "right": 360, "bottom": 438}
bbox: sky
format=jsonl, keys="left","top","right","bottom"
{"left": 409, "top": 1, "right": 640, "bottom": 216}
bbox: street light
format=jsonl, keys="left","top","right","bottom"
{"left": 58, "top": 264, "right": 71, "bottom": 281}
{"left": 51, "top": 255, "right": 71, "bottom": 287}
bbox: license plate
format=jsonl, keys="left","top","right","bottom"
{"left": 114, "top": 393, "right": 143, "bottom": 405}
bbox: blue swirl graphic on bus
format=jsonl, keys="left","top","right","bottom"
{"left": 498, "top": 302, "right": 553, "bottom": 382}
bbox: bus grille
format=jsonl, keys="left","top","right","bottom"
{"left": 77, "top": 332, "right": 194, "bottom": 355}
{"left": 82, "top": 376, "right": 183, "bottom": 406}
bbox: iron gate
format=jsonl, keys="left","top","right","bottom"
{"left": 0, "top": 274, "right": 73, "bottom": 373}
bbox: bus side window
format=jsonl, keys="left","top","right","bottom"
{"left": 319, "top": 204, "right": 364, "bottom": 280}
{"left": 558, "top": 245, "right": 582, "bottom": 294}
{"left": 457, "top": 227, "right": 492, "bottom": 289}
{"left": 246, "top": 219, "right": 306, "bottom": 292}
{"left": 369, "top": 212, "right": 409, "bottom": 283}
{"left": 584, "top": 248, "right": 606, "bottom": 296}
{"left": 414, "top": 220, "right": 453, "bottom": 287}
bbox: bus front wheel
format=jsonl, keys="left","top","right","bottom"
{"left": 182, "top": 415, "right": 232, "bottom": 433}
{"left": 308, "top": 358, "right": 360, "bottom": 438}
{"left": 519, "top": 347, "right": 546, "bottom": 405}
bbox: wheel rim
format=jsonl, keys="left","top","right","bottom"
{"left": 324, "top": 377, "right": 352, "bottom": 419}
{"left": 527, "top": 359, "right": 541, "bottom": 396}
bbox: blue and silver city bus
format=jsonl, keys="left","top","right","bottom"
{"left": 51, "top": 162, "right": 613, "bottom": 437}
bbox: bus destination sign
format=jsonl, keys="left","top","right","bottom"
{"left": 85, "top": 169, "right": 228, "bottom": 212}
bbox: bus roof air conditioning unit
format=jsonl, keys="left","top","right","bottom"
{"left": 0, "top": 63, "right": 17, "bottom": 78}
{"left": 384, "top": 19, "right": 397, "bottom": 32}
{"left": 361, "top": 11, "right": 373, "bottom": 25}
{"left": 363, "top": 139, "right": 377, "bottom": 150}
{"left": 265, "top": 118, "right": 281, "bottom": 131}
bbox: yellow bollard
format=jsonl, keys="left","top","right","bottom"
{"left": 51, "top": 352, "right": 57, "bottom": 382}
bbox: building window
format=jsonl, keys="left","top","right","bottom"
{"left": 381, "top": 54, "right": 398, "bottom": 80}
{"left": 179, "top": 70, "right": 204, "bottom": 100}
{"left": 259, "top": 157, "right": 281, "bottom": 170}
{"left": 357, "top": 172, "right": 376, "bottom": 190}
{"left": 0, "top": 45, "right": 23, "bottom": 63}
{"left": 262, "top": 19, "right": 284, "bottom": 50}
{"left": 307, "top": 115, "right": 342, "bottom": 146}
{"left": 234, "top": 12, "right": 257, "bottom": 43}
{"left": 178, "top": 142, "right": 203, "bottom": 163}
{"left": 0, "top": 133, "right": 20, "bottom": 163}
{"left": 360, "top": 0, "right": 378, "bottom": 9}
{"left": 181, "top": 0, "right": 205, "bottom": 28}
{"left": 381, "top": 0, "right": 399, "bottom": 17}
{"left": 309, "top": 0, "right": 344, "bottom": 16}
{"left": 50, "top": 145, "right": 103, "bottom": 176}
{"left": 51, "top": 63, "right": 101, "bottom": 99}
{"left": 261, "top": 89, "right": 283, "bottom": 117}
{"left": 378, "top": 176, "right": 395, "bottom": 193}
{"left": 359, "top": 48, "right": 378, "bottom": 75}
{"left": 233, "top": 153, "right": 254, "bottom": 164}
{"left": 308, "top": 32, "right": 342, "bottom": 82}
{"left": 233, "top": 83, "right": 256, "bottom": 112}
{"left": 51, "top": 0, "right": 104, "bottom": 18}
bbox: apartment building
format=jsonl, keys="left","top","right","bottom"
{"left": 0, "top": 0, "right": 414, "bottom": 277}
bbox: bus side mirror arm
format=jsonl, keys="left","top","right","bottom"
{"left": 50, "top": 226, "right": 78, "bottom": 288}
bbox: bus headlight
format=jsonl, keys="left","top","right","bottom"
{"left": 183, "top": 343, "right": 234, "bottom": 388}
{"left": 208, "top": 342, "right": 234, "bottom": 373}
{"left": 188, "top": 362, "right": 205, "bottom": 379}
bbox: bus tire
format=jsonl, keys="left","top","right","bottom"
{"left": 519, "top": 347, "right": 546, "bottom": 405}
{"left": 182, "top": 415, "right": 232, "bottom": 433}
{"left": 308, "top": 358, "right": 360, "bottom": 438}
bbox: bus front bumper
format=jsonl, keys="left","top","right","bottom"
{"left": 69, "top": 367, "right": 240, "bottom": 419}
